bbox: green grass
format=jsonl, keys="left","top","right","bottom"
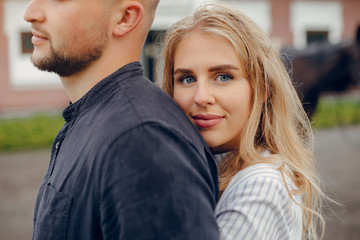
{"left": 311, "top": 96, "right": 360, "bottom": 129}
{"left": 0, "top": 113, "right": 64, "bottom": 152}
{"left": 0, "top": 96, "right": 359, "bottom": 152}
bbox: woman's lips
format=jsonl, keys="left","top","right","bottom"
{"left": 192, "top": 114, "right": 224, "bottom": 128}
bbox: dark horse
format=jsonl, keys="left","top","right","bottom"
{"left": 280, "top": 26, "right": 360, "bottom": 117}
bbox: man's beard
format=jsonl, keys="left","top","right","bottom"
{"left": 31, "top": 39, "right": 107, "bottom": 77}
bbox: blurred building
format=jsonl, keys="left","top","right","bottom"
{"left": 0, "top": 0, "right": 359, "bottom": 113}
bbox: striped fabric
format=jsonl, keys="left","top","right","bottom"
{"left": 216, "top": 163, "right": 303, "bottom": 240}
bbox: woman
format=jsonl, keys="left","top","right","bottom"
{"left": 159, "top": 3, "right": 326, "bottom": 240}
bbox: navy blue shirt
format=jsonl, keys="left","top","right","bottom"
{"left": 32, "top": 62, "right": 219, "bottom": 240}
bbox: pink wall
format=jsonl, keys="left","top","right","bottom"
{"left": 271, "top": 0, "right": 293, "bottom": 46}
{"left": 342, "top": 0, "right": 360, "bottom": 40}
{"left": 0, "top": 0, "right": 10, "bottom": 111}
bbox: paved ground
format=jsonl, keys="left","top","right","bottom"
{"left": 314, "top": 125, "right": 360, "bottom": 240}
{"left": 0, "top": 150, "right": 49, "bottom": 240}
{"left": 0, "top": 125, "right": 359, "bottom": 240}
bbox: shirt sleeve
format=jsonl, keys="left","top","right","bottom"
{"left": 99, "top": 123, "right": 219, "bottom": 240}
{"left": 216, "top": 172, "right": 298, "bottom": 240}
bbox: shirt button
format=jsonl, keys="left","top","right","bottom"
{"left": 55, "top": 142, "right": 60, "bottom": 149}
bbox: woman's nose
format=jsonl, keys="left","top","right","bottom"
{"left": 193, "top": 83, "right": 215, "bottom": 106}
{"left": 23, "top": 0, "right": 45, "bottom": 23}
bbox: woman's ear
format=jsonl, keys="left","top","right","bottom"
{"left": 113, "top": 1, "right": 144, "bottom": 37}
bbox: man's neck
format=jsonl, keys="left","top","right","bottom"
{"left": 60, "top": 51, "right": 139, "bottom": 103}
{"left": 60, "top": 59, "right": 110, "bottom": 103}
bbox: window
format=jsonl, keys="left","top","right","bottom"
{"left": 306, "top": 30, "right": 328, "bottom": 44}
{"left": 21, "top": 32, "right": 34, "bottom": 54}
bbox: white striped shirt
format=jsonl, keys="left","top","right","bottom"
{"left": 215, "top": 163, "right": 303, "bottom": 240}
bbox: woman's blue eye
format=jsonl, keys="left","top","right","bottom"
{"left": 181, "top": 76, "right": 195, "bottom": 84}
{"left": 217, "top": 74, "right": 232, "bottom": 82}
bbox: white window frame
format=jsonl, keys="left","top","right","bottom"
{"left": 290, "top": 1, "right": 343, "bottom": 49}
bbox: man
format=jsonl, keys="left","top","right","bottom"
{"left": 24, "top": 0, "right": 219, "bottom": 239}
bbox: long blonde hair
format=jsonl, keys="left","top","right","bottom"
{"left": 159, "top": 2, "right": 326, "bottom": 239}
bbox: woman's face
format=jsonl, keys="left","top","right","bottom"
{"left": 173, "top": 31, "right": 252, "bottom": 153}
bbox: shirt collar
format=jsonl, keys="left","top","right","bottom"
{"left": 62, "top": 61, "right": 144, "bottom": 122}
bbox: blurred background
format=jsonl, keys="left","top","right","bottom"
{"left": 0, "top": 0, "right": 359, "bottom": 239}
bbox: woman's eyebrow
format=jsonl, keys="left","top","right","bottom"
{"left": 208, "top": 64, "right": 240, "bottom": 72}
{"left": 173, "top": 64, "right": 240, "bottom": 75}
{"left": 173, "top": 68, "right": 194, "bottom": 75}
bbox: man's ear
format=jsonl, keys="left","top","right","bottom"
{"left": 113, "top": 2, "right": 144, "bottom": 37}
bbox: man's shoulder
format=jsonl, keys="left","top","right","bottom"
{"left": 120, "top": 76, "right": 183, "bottom": 118}
{"left": 84, "top": 77, "right": 202, "bottom": 148}
{"left": 113, "top": 77, "right": 201, "bottom": 139}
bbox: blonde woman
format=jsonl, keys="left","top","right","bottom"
{"left": 159, "top": 3, "right": 326, "bottom": 240}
